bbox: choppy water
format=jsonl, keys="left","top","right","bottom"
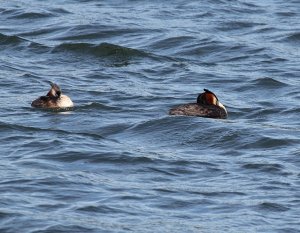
{"left": 1, "top": 0, "right": 300, "bottom": 232}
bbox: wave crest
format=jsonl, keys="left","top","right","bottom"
{"left": 52, "top": 42, "right": 148, "bottom": 58}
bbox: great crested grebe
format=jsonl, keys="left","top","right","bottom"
{"left": 169, "top": 89, "right": 227, "bottom": 119}
{"left": 31, "top": 82, "right": 74, "bottom": 109}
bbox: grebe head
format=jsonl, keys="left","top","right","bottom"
{"left": 197, "top": 89, "right": 227, "bottom": 113}
{"left": 47, "top": 82, "right": 61, "bottom": 98}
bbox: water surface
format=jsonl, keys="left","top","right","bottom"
{"left": 0, "top": 0, "right": 300, "bottom": 232}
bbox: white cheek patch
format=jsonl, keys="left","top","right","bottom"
{"left": 218, "top": 102, "right": 227, "bottom": 114}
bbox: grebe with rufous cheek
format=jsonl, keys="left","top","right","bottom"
{"left": 31, "top": 82, "right": 74, "bottom": 109}
{"left": 169, "top": 89, "right": 227, "bottom": 119}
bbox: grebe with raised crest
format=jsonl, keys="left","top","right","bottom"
{"left": 169, "top": 89, "right": 227, "bottom": 119}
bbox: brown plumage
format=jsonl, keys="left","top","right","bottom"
{"left": 31, "top": 82, "right": 74, "bottom": 109}
{"left": 169, "top": 89, "right": 227, "bottom": 119}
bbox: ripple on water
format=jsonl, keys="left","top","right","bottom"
{"left": 238, "top": 136, "right": 294, "bottom": 151}
{"left": 256, "top": 202, "right": 290, "bottom": 212}
{"left": 54, "top": 24, "right": 158, "bottom": 41}
{"left": 251, "top": 77, "right": 289, "bottom": 88}
{"left": 8, "top": 11, "right": 54, "bottom": 19}
{"left": 242, "top": 163, "right": 288, "bottom": 176}
{"left": 52, "top": 42, "right": 148, "bottom": 58}
{"left": 77, "top": 102, "right": 121, "bottom": 111}
{"left": 282, "top": 32, "right": 300, "bottom": 44}
{"left": 0, "top": 32, "right": 25, "bottom": 45}
{"left": 31, "top": 225, "right": 99, "bottom": 233}
{"left": 1, "top": 0, "right": 300, "bottom": 233}
{"left": 217, "top": 21, "right": 265, "bottom": 32}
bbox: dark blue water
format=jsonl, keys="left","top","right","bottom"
{"left": 1, "top": 0, "right": 300, "bottom": 232}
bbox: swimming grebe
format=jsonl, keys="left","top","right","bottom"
{"left": 169, "top": 89, "right": 227, "bottom": 119}
{"left": 31, "top": 82, "right": 74, "bottom": 109}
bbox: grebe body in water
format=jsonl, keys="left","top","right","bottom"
{"left": 31, "top": 82, "right": 74, "bottom": 109}
{"left": 169, "top": 89, "right": 227, "bottom": 119}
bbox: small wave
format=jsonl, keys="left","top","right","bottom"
{"left": 285, "top": 32, "right": 300, "bottom": 43}
{"left": 242, "top": 163, "right": 284, "bottom": 173}
{"left": 240, "top": 136, "right": 292, "bottom": 150}
{"left": 55, "top": 24, "right": 153, "bottom": 41}
{"left": 275, "top": 11, "right": 297, "bottom": 17}
{"left": 42, "top": 150, "right": 157, "bottom": 165}
{"left": 52, "top": 42, "right": 149, "bottom": 59}
{"left": 0, "top": 32, "right": 49, "bottom": 54}
{"left": 256, "top": 202, "right": 289, "bottom": 212}
{"left": 0, "top": 122, "right": 106, "bottom": 142}
{"left": 0, "top": 121, "right": 71, "bottom": 135}
{"left": 252, "top": 77, "right": 288, "bottom": 88}
{"left": 77, "top": 102, "right": 121, "bottom": 111}
{"left": 9, "top": 11, "right": 54, "bottom": 19}
{"left": 2, "top": 8, "right": 53, "bottom": 20}
{"left": 275, "top": 31, "right": 300, "bottom": 45}
{"left": 281, "top": 107, "right": 300, "bottom": 114}
{"left": 149, "top": 36, "right": 196, "bottom": 50}
{"left": 217, "top": 21, "right": 264, "bottom": 31}
{"left": 32, "top": 225, "right": 97, "bottom": 233}
{"left": 233, "top": 78, "right": 288, "bottom": 94}
{"left": 0, "top": 211, "right": 19, "bottom": 219}
{"left": 190, "top": 191, "right": 246, "bottom": 197}
{"left": 221, "top": 2, "right": 265, "bottom": 14}
{"left": 126, "top": 116, "right": 182, "bottom": 135}
{"left": 178, "top": 40, "right": 226, "bottom": 57}
{"left": 76, "top": 204, "right": 134, "bottom": 215}
{"left": 253, "top": 26, "right": 277, "bottom": 34}
{"left": 0, "top": 32, "right": 25, "bottom": 45}
{"left": 18, "top": 26, "right": 68, "bottom": 38}
{"left": 49, "top": 7, "right": 72, "bottom": 15}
